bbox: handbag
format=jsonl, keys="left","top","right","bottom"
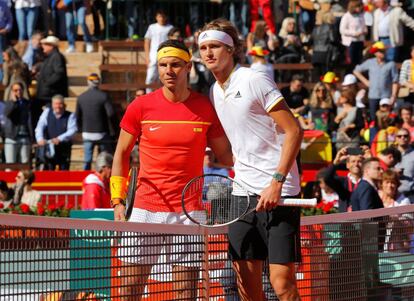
{"left": 398, "top": 86, "right": 410, "bottom": 98}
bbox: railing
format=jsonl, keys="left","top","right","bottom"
{"left": 40, "top": 190, "right": 83, "bottom": 208}
{"left": 2, "top": 205, "right": 414, "bottom": 300}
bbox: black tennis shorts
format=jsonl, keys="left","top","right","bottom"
{"left": 228, "top": 195, "right": 301, "bottom": 264}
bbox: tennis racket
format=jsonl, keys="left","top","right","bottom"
{"left": 181, "top": 174, "right": 316, "bottom": 227}
{"left": 124, "top": 167, "right": 138, "bottom": 220}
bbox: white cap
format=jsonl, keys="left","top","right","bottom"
{"left": 95, "top": 152, "right": 113, "bottom": 171}
{"left": 40, "top": 36, "right": 60, "bottom": 46}
{"left": 379, "top": 98, "right": 391, "bottom": 106}
{"left": 342, "top": 74, "right": 357, "bottom": 86}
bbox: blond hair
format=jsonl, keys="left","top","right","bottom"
{"left": 309, "top": 82, "right": 334, "bottom": 109}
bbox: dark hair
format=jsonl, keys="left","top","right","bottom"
{"left": 340, "top": 89, "right": 356, "bottom": 106}
{"left": 201, "top": 18, "right": 244, "bottom": 64}
{"left": 380, "top": 146, "right": 402, "bottom": 164}
{"left": 361, "top": 157, "right": 380, "bottom": 173}
{"left": 0, "top": 180, "right": 8, "bottom": 192}
{"left": 291, "top": 74, "right": 304, "bottom": 82}
{"left": 155, "top": 9, "right": 167, "bottom": 17}
{"left": 157, "top": 39, "right": 190, "bottom": 55}
{"left": 399, "top": 103, "right": 413, "bottom": 115}
{"left": 21, "top": 170, "right": 36, "bottom": 185}
{"left": 167, "top": 27, "right": 182, "bottom": 40}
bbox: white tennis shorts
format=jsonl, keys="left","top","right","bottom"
{"left": 117, "top": 208, "right": 206, "bottom": 266}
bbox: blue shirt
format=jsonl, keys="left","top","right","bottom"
{"left": 0, "top": 1, "right": 12, "bottom": 32}
{"left": 35, "top": 108, "right": 77, "bottom": 142}
{"left": 354, "top": 58, "right": 398, "bottom": 99}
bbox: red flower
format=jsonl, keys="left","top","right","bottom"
{"left": 20, "top": 204, "right": 31, "bottom": 214}
{"left": 322, "top": 202, "right": 334, "bottom": 213}
{"left": 47, "top": 203, "right": 56, "bottom": 211}
{"left": 37, "top": 206, "right": 45, "bottom": 215}
{"left": 57, "top": 200, "right": 65, "bottom": 208}
{"left": 67, "top": 203, "right": 74, "bottom": 210}
{"left": 0, "top": 203, "right": 4, "bottom": 209}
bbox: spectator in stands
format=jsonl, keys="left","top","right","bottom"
{"left": 167, "top": 27, "right": 183, "bottom": 41}
{"left": 376, "top": 98, "right": 392, "bottom": 130}
{"left": 339, "top": 0, "right": 367, "bottom": 69}
{"left": 302, "top": 82, "right": 335, "bottom": 132}
{"left": 394, "top": 128, "right": 413, "bottom": 157}
{"left": 396, "top": 146, "right": 414, "bottom": 203}
{"left": 277, "top": 17, "right": 302, "bottom": 63}
{"left": 76, "top": 73, "right": 116, "bottom": 170}
{"left": 203, "top": 147, "right": 231, "bottom": 176}
{"left": 379, "top": 169, "right": 410, "bottom": 207}
{"left": 334, "top": 89, "right": 364, "bottom": 150}
{"left": 144, "top": 10, "right": 173, "bottom": 92}
{"left": 341, "top": 74, "right": 367, "bottom": 109}
{"left": 316, "top": 168, "right": 340, "bottom": 209}
{"left": 2, "top": 47, "right": 30, "bottom": 101}
{"left": 22, "top": 30, "right": 44, "bottom": 73}
{"left": 353, "top": 41, "right": 399, "bottom": 122}
{"left": 35, "top": 95, "right": 77, "bottom": 170}
{"left": 322, "top": 146, "right": 363, "bottom": 212}
{"left": 246, "top": 20, "right": 277, "bottom": 59}
{"left": 311, "top": 12, "right": 339, "bottom": 78}
{"left": 249, "top": 0, "right": 276, "bottom": 35}
{"left": 3, "top": 82, "right": 33, "bottom": 164}
{"left": 399, "top": 105, "right": 414, "bottom": 142}
{"left": 135, "top": 88, "right": 146, "bottom": 98}
{"left": 0, "top": 1, "right": 13, "bottom": 82}
{"left": 372, "top": 0, "right": 414, "bottom": 61}
{"left": 0, "top": 180, "right": 13, "bottom": 209}
{"left": 281, "top": 74, "right": 309, "bottom": 115}
{"left": 399, "top": 46, "right": 414, "bottom": 105}
{"left": 14, "top": 0, "right": 41, "bottom": 41}
{"left": 350, "top": 157, "right": 383, "bottom": 211}
{"left": 377, "top": 146, "right": 401, "bottom": 170}
{"left": 81, "top": 151, "right": 112, "bottom": 209}
{"left": 12, "top": 169, "right": 41, "bottom": 207}
{"left": 36, "top": 36, "right": 68, "bottom": 106}
{"left": 321, "top": 71, "right": 341, "bottom": 104}
{"left": 248, "top": 45, "right": 274, "bottom": 81}
{"left": 64, "top": 0, "right": 94, "bottom": 53}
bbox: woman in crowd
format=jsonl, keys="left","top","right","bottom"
{"left": 339, "top": 0, "right": 367, "bottom": 69}
{"left": 399, "top": 45, "right": 414, "bottom": 105}
{"left": 246, "top": 20, "right": 277, "bottom": 54}
{"left": 13, "top": 0, "right": 41, "bottom": 41}
{"left": 2, "top": 47, "right": 30, "bottom": 100}
{"left": 379, "top": 169, "right": 410, "bottom": 208}
{"left": 0, "top": 180, "right": 14, "bottom": 209}
{"left": 12, "top": 169, "right": 41, "bottom": 207}
{"left": 302, "top": 82, "right": 335, "bottom": 133}
{"left": 334, "top": 89, "right": 364, "bottom": 149}
{"left": 277, "top": 17, "right": 302, "bottom": 62}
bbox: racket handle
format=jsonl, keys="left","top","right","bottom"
{"left": 279, "top": 198, "right": 317, "bottom": 207}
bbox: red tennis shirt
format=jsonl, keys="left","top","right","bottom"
{"left": 120, "top": 88, "right": 225, "bottom": 212}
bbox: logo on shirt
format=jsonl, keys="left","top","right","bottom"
{"left": 235, "top": 91, "right": 242, "bottom": 98}
{"left": 149, "top": 126, "right": 161, "bottom": 131}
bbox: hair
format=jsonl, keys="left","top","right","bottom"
{"left": 95, "top": 152, "right": 113, "bottom": 172}
{"left": 20, "top": 170, "right": 35, "bottom": 185}
{"left": 380, "top": 146, "right": 402, "bottom": 164}
{"left": 252, "top": 20, "right": 267, "bottom": 39}
{"left": 11, "top": 81, "right": 24, "bottom": 90}
{"left": 279, "top": 17, "right": 296, "bottom": 39}
{"left": 157, "top": 39, "right": 190, "bottom": 55}
{"left": 51, "top": 94, "right": 64, "bottom": 103}
{"left": 155, "top": 9, "right": 167, "bottom": 17}
{"left": 381, "top": 169, "right": 400, "bottom": 186}
{"left": 167, "top": 27, "right": 182, "bottom": 40}
{"left": 397, "top": 127, "right": 410, "bottom": 135}
{"left": 348, "top": 0, "right": 362, "bottom": 13}
{"left": 291, "top": 74, "right": 304, "bottom": 82}
{"left": 399, "top": 103, "right": 413, "bottom": 115}
{"left": 201, "top": 18, "right": 244, "bottom": 64}
{"left": 361, "top": 157, "right": 380, "bottom": 173}
{"left": 309, "top": 82, "right": 334, "bottom": 109}
{"left": 340, "top": 89, "right": 356, "bottom": 106}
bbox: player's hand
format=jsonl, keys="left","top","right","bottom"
{"left": 114, "top": 204, "right": 126, "bottom": 221}
{"left": 256, "top": 180, "right": 283, "bottom": 211}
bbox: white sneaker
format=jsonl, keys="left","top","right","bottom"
{"left": 65, "top": 46, "right": 76, "bottom": 53}
{"left": 86, "top": 43, "right": 94, "bottom": 53}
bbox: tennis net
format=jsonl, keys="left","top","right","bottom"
{"left": 1, "top": 205, "right": 414, "bottom": 300}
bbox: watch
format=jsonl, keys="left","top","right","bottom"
{"left": 272, "top": 172, "right": 286, "bottom": 183}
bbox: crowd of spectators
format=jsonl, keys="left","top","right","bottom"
{"left": 0, "top": 0, "right": 413, "bottom": 213}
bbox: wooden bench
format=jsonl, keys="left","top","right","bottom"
{"left": 99, "top": 64, "right": 147, "bottom": 72}
{"left": 100, "top": 40, "right": 145, "bottom": 65}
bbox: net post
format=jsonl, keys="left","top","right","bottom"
{"left": 202, "top": 227, "right": 210, "bottom": 300}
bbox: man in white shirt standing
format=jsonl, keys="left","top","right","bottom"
{"left": 144, "top": 10, "right": 173, "bottom": 92}
{"left": 373, "top": 0, "right": 414, "bottom": 61}
{"left": 199, "top": 19, "right": 303, "bottom": 301}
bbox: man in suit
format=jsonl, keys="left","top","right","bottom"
{"left": 351, "top": 157, "right": 384, "bottom": 211}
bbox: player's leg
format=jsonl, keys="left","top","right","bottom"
{"left": 269, "top": 262, "right": 301, "bottom": 301}
{"left": 120, "top": 263, "right": 152, "bottom": 301}
{"left": 172, "top": 265, "right": 199, "bottom": 300}
{"left": 232, "top": 259, "right": 264, "bottom": 301}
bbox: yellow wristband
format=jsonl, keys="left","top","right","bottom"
{"left": 110, "top": 176, "right": 127, "bottom": 200}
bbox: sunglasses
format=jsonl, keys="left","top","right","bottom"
{"left": 13, "top": 89, "right": 22, "bottom": 92}
{"left": 396, "top": 134, "right": 409, "bottom": 138}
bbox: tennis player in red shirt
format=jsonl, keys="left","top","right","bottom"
{"left": 110, "top": 39, "right": 232, "bottom": 300}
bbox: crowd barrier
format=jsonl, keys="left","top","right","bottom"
{"left": 2, "top": 205, "right": 414, "bottom": 300}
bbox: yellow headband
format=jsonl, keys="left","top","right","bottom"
{"left": 157, "top": 46, "right": 191, "bottom": 63}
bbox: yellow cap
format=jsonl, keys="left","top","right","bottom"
{"left": 321, "top": 71, "right": 339, "bottom": 84}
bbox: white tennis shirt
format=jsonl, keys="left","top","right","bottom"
{"left": 210, "top": 66, "right": 301, "bottom": 196}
